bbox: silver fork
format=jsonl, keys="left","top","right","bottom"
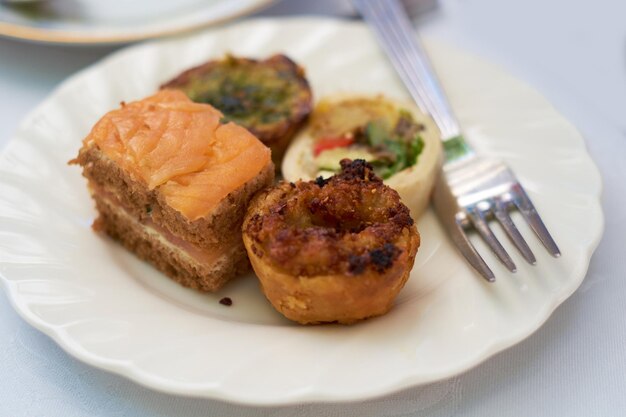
{"left": 353, "top": 0, "right": 560, "bottom": 281}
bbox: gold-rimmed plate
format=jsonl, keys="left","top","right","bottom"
{"left": 0, "top": 0, "right": 275, "bottom": 44}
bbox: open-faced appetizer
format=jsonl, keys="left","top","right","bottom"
{"left": 161, "top": 54, "right": 313, "bottom": 168}
{"left": 70, "top": 90, "right": 274, "bottom": 292}
{"left": 282, "top": 94, "right": 442, "bottom": 218}
{"left": 243, "top": 159, "right": 420, "bottom": 325}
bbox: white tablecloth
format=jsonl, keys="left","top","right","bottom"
{"left": 1, "top": 0, "right": 625, "bottom": 415}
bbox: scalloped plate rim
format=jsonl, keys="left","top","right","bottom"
{"left": 0, "top": 17, "right": 604, "bottom": 405}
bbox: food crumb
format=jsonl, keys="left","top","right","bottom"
{"left": 219, "top": 297, "right": 233, "bottom": 306}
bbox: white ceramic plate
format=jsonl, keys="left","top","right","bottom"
{"left": 0, "top": 18, "right": 603, "bottom": 405}
{"left": 0, "top": 0, "right": 275, "bottom": 44}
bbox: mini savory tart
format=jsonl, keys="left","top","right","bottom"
{"left": 282, "top": 94, "right": 442, "bottom": 218}
{"left": 243, "top": 159, "right": 420, "bottom": 325}
{"left": 161, "top": 54, "right": 313, "bottom": 168}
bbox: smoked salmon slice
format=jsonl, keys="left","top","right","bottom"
{"left": 82, "top": 89, "right": 271, "bottom": 220}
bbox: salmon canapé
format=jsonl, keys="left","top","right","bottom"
{"left": 81, "top": 90, "right": 271, "bottom": 220}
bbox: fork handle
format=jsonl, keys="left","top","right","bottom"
{"left": 353, "top": 0, "right": 474, "bottom": 162}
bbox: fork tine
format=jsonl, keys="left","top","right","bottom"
{"left": 467, "top": 206, "right": 517, "bottom": 272}
{"left": 511, "top": 184, "right": 561, "bottom": 257}
{"left": 493, "top": 199, "right": 537, "bottom": 265}
{"left": 355, "top": 0, "right": 560, "bottom": 279}
{"left": 452, "top": 218, "right": 495, "bottom": 282}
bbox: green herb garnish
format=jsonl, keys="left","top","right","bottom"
{"left": 362, "top": 119, "right": 424, "bottom": 179}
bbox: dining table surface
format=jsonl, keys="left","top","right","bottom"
{"left": 1, "top": 0, "right": 625, "bottom": 415}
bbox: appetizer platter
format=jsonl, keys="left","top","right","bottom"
{"left": 0, "top": 18, "right": 602, "bottom": 404}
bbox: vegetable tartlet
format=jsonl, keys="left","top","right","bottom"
{"left": 282, "top": 94, "right": 442, "bottom": 218}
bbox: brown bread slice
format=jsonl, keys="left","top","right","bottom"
{"left": 76, "top": 145, "right": 274, "bottom": 291}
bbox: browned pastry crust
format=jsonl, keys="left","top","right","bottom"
{"left": 161, "top": 54, "right": 313, "bottom": 168}
{"left": 243, "top": 159, "right": 420, "bottom": 324}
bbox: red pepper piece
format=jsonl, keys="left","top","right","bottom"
{"left": 313, "top": 136, "right": 355, "bottom": 157}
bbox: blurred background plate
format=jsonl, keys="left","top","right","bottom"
{"left": 0, "top": 0, "right": 276, "bottom": 44}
